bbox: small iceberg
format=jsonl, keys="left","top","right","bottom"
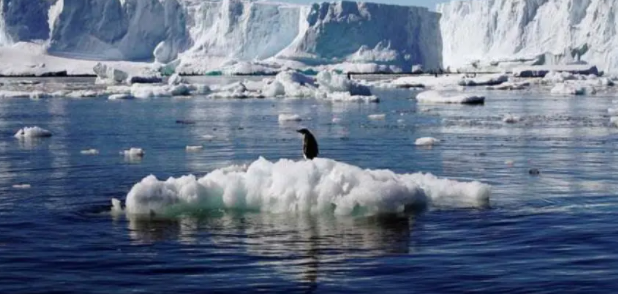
{"left": 14, "top": 126, "right": 52, "bottom": 138}
{"left": 415, "top": 137, "right": 439, "bottom": 146}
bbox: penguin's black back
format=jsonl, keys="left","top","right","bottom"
{"left": 303, "top": 132, "right": 319, "bottom": 159}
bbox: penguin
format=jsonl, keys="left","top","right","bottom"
{"left": 297, "top": 128, "right": 319, "bottom": 160}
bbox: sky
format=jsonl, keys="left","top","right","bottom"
{"left": 278, "top": 0, "right": 450, "bottom": 10}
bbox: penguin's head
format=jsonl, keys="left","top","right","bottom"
{"left": 296, "top": 128, "right": 311, "bottom": 135}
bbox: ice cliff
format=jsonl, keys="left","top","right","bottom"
{"left": 438, "top": 0, "right": 618, "bottom": 73}
{"left": 0, "top": 0, "right": 443, "bottom": 73}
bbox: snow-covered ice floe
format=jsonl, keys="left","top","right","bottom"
{"left": 123, "top": 157, "right": 491, "bottom": 216}
{"left": 458, "top": 74, "right": 508, "bottom": 86}
{"left": 14, "top": 126, "right": 52, "bottom": 138}
{"left": 486, "top": 81, "right": 530, "bottom": 90}
{"left": 368, "top": 114, "right": 386, "bottom": 120}
{"left": 416, "top": 91, "right": 485, "bottom": 104}
{"left": 415, "top": 137, "right": 439, "bottom": 146}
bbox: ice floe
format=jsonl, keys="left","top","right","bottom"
{"left": 124, "top": 157, "right": 491, "bottom": 216}
{"left": 14, "top": 126, "right": 52, "bottom": 138}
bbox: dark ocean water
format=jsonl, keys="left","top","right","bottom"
{"left": 1, "top": 82, "right": 618, "bottom": 293}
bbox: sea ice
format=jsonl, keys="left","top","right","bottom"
{"left": 186, "top": 145, "right": 204, "bottom": 151}
{"left": 550, "top": 83, "right": 586, "bottom": 95}
{"left": 108, "top": 94, "right": 133, "bottom": 100}
{"left": 415, "top": 137, "right": 439, "bottom": 146}
{"left": 368, "top": 114, "right": 386, "bottom": 120}
{"left": 121, "top": 148, "right": 145, "bottom": 157}
{"left": 123, "top": 157, "right": 491, "bottom": 216}
{"left": 14, "top": 126, "right": 52, "bottom": 138}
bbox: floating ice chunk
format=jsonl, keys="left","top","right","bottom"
{"left": 505, "top": 160, "right": 515, "bottom": 166}
{"left": 108, "top": 94, "right": 133, "bottom": 100}
{"left": 80, "top": 149, "right": 100, "bottom": 155}
{"left": 209, "top": 82, "right": 261, "bottom": 99}
{"left": 124, "top": 157, "right": 491, "bottom": 216}
{"left": 111, "top": 198, "right": 124, "bottom": 213}
{"left": 416, "top": 91, "right": 485, "bottom": 104}
{"left": 189, "top": 84, "right": 211, "bottom": 95}
{"left": 459, "top": 74, "right": 507, "bottom": 86}
{"left": 14, "top": 126, "right": 52, "bottom": 138}
{"left": 121, "top": 148, "right": 145, "bottom": 157}
{"left": 131, "top": 84, "right": 170, "bottom": 98}
{"left": 415, "top": 137, "right": 439, "bottom": 146}
{"left": 262, "top": 71, "right": 317, "bottom": 98}
{"left": 324, "top": 92, "right": 379, "bottom": 103}
{"left": 202, "top": 134, "right": 215, "bottom": 140}
{"left": 502, "top": 114, "right": 521, "bottom": 124}
{"left": 550, "top": 83, "right": 586, "bottom": 95}
{"left": 332, "top": 117, "right": 342, "bottom": 123}
{"left": 93, "top": 63, "right": 128, "bottom": 85}
{"left": 610, "top": 117, "right": 618, "bottom": 127}
{"left": 169, "top": 84, "right": 191, "bottom": 96}
{"left": 486, "top": 81, "right": 530, "bottom": 90}
{"left": 278, "top": 113, "right": 302, "bottom": 122}
{"left": 368, "top": 114, "right": 386, "bottom": 120}
{"left": 66, "top": 90, "right": 99, "bottom": 98}
{"left": 13, "top": 184, "right": 31, "bottom": 189}
{"left": 316, "top": 70, "right": 372, "bottom": 96}
{"left": 186, "top": 145, "right": 203, "bottom": 151}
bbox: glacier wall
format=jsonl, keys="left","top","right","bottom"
{"left": 438, "top": 0, "right": 618, "bottom": 72}
{"left": 0, "top": 0, "right": 443, "bottom": 72}
{"left": 277, "top": 1, "right": 442, "bottom": 71}
{"left": 48, "top": 0, "right": 189, "bottom": 61}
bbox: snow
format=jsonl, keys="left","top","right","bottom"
{"left": 415, "top": 137, "right": 439, "bottom": 146}
{"left": 439, "top": 0, "right": 618, "bottom": 73}
{"left": 278, "top": 114, "right": 302, "bottom": 122}
{"left": 123, "top": 157, "right": 491, "bottom": 216}
{"left": 14, "top": 126, "right": 52, "bottom": 138}
{"left": 130, "top": 84, "right": 171, "bottom": 99}
{"left": 416, "top": 91, "right": 485, "bottom": 105}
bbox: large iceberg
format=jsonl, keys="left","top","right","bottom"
{"left": 0, "top": 0, "right": 443, "bottom": 75}
{"left": 438, "top": 0, "right": 618, "bottom": 73}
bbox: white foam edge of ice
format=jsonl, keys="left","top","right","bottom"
{"left": 278, "top": 113, "right": 302, "bottom": 122}
{"left": 123, "top": 157, "right": 491, "bottom": 217}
